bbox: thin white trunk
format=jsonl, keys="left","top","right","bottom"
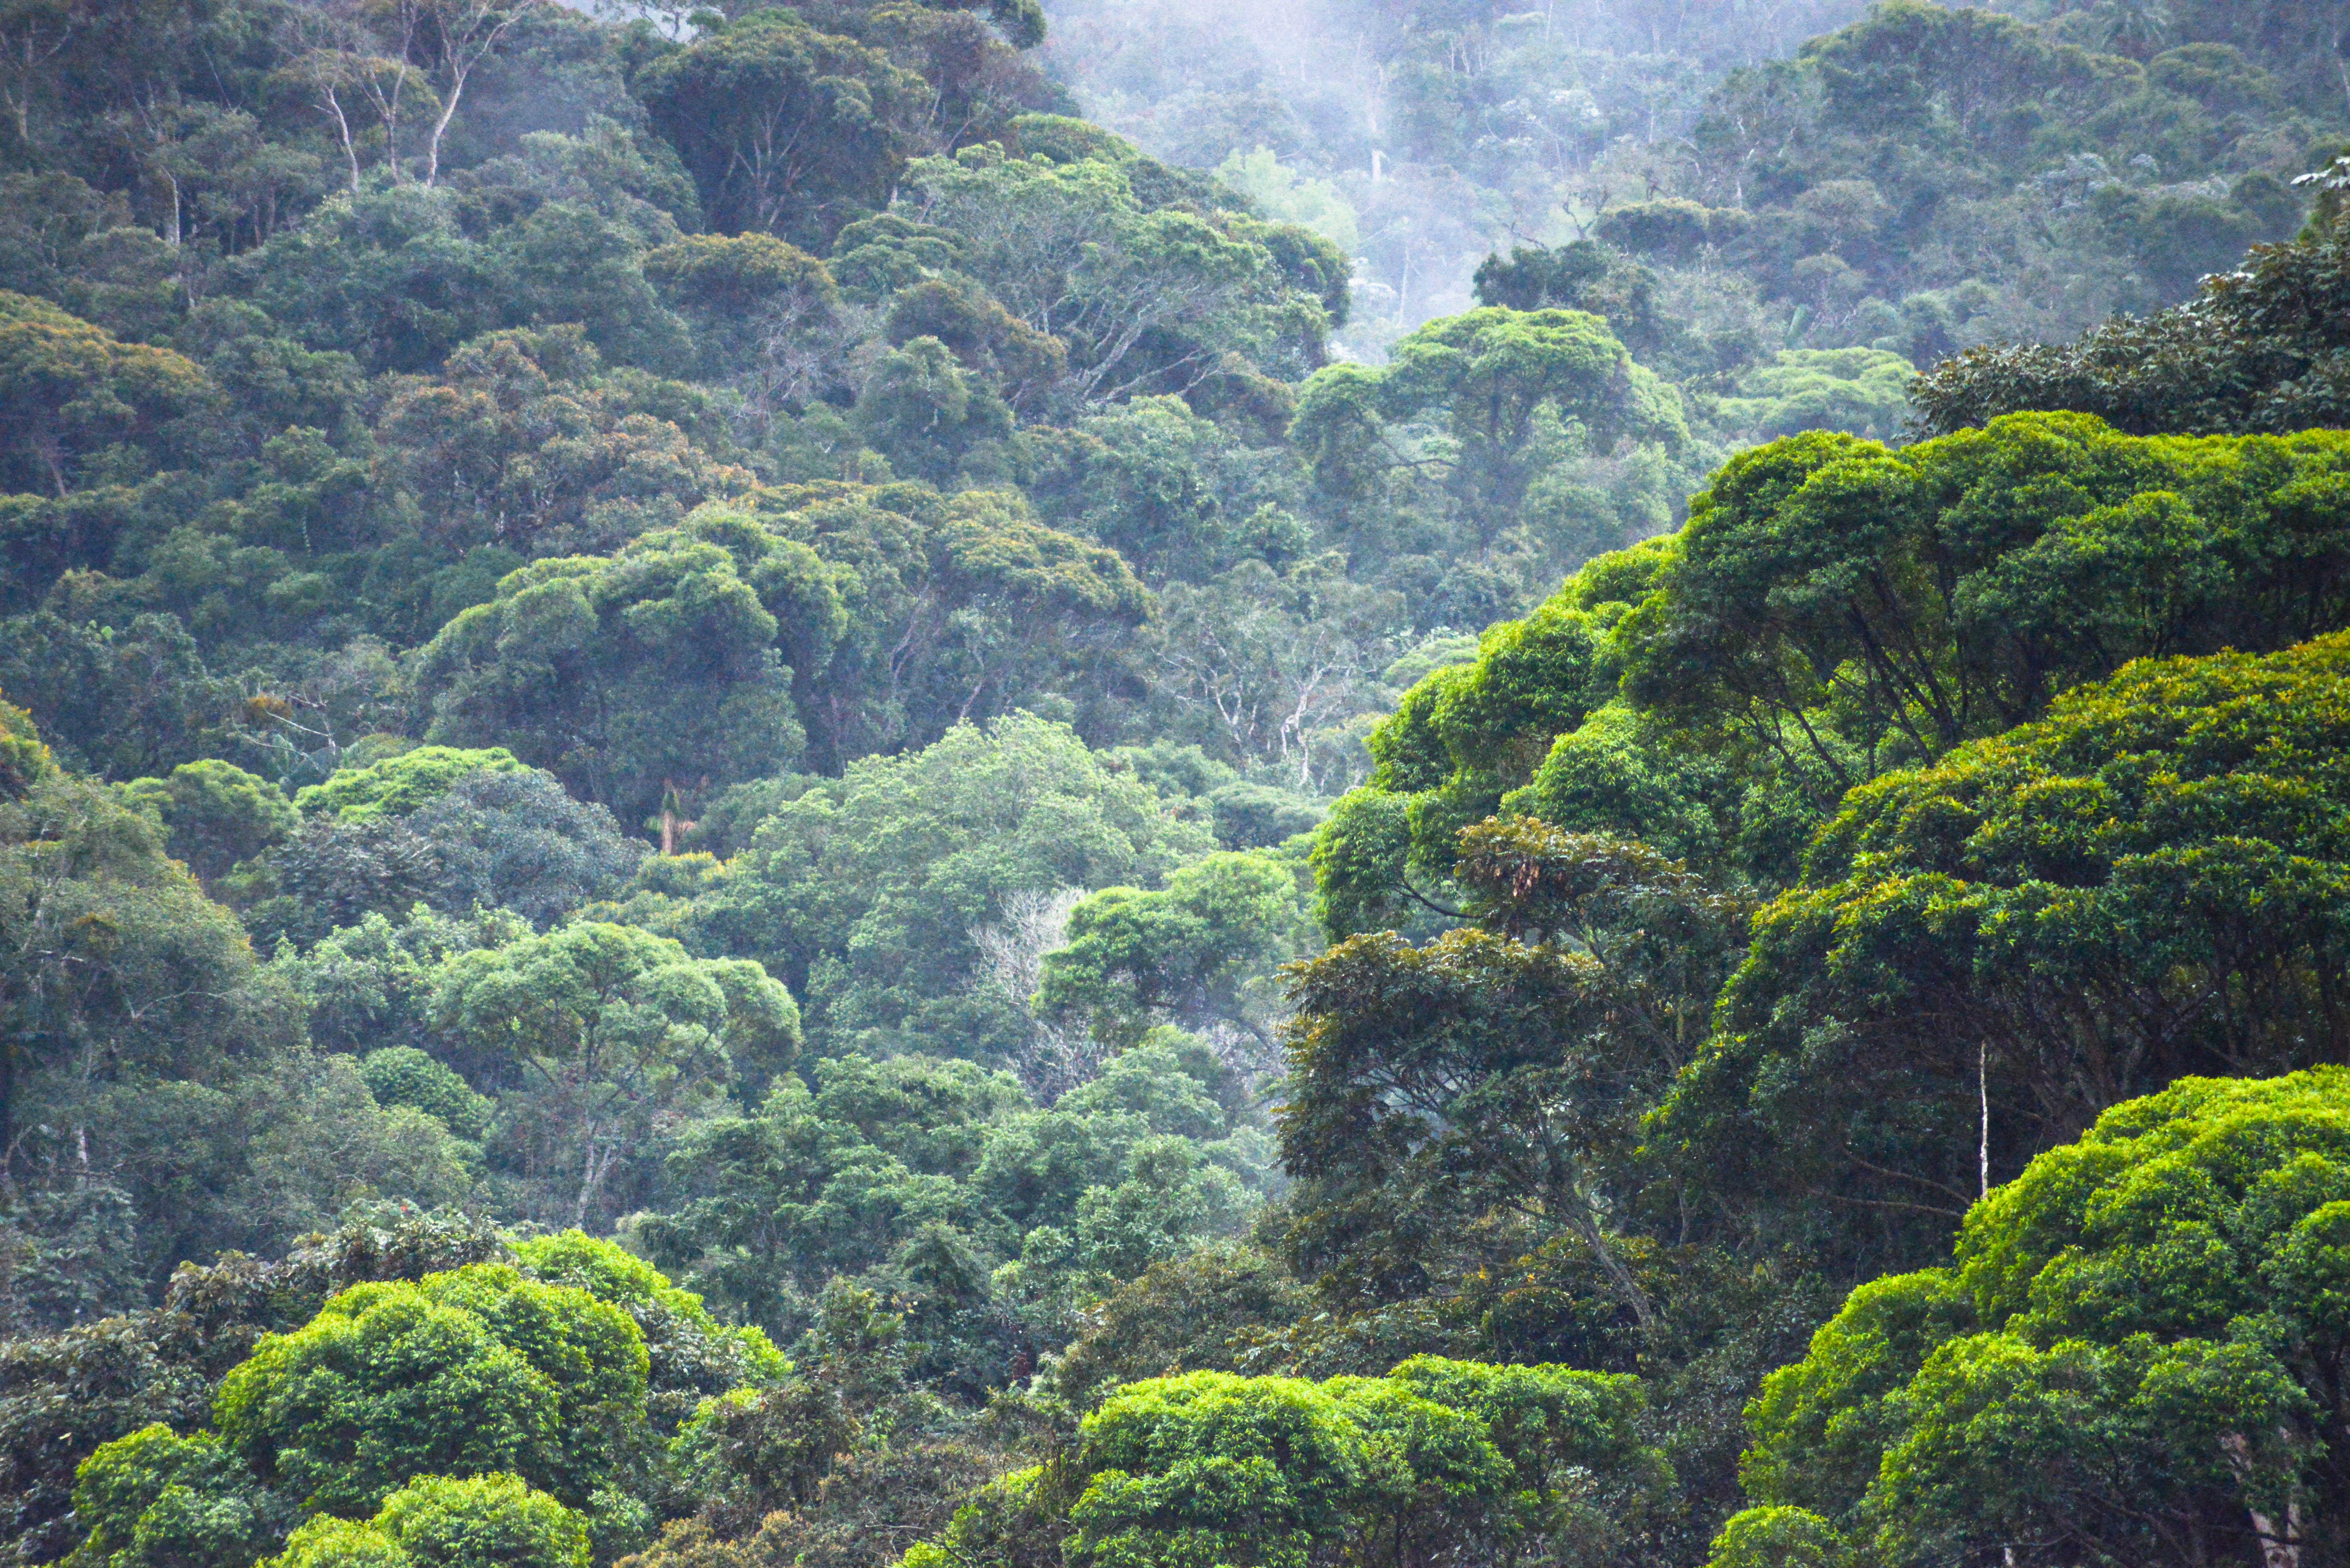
{"left": 1978, "top": 1037, "right": 1990, "bottom": 1200}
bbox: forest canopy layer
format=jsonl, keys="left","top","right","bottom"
{"left": 3, "top": 2, "right": 2348, "bottom": 1568}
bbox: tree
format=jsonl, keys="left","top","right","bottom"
{"left": 266, "top": 1473, "right": 589, "bottom": 1568}
{"left": 0, "top": 613, "right": 239, "bottom": 781}
{"left": 403, "top": 768, "right": 646, "bottom": 929}
{"left": 1289, "top": 306, "right": 1685, "bottom": 534}
{"left": 0, "top": 700, "right": 283, "bottom": 1187}
{"left": 903, "top": 137, "right": 1337, "bottom": 403}
{"left": 642, "top": 232, "right": 845, "bottom": 390}
{"left": 1278, "top": 818, "right": 1746, "bottom": 1325}
{"left": 1909, "top": 198, "right": 2350, "bottom": 439}
{"left": 1654, "top": 628, "right": 2350, "bottom": 1274}
{"left": 701, "top": 484, "right": 1148, "bottom": 768}
{"left": 1305, "top": 541, "right": 1665, "bottom": 932}
{"left": 1717, "top": 1067, "right": 2350, "bottom": 1568}
{"left": 682, "top": 712, "right": 1209, "bottom": 1060}
{"left": 636, "top": 11, "right": 921, "bottom": 246}
{"left": 260, "top": 758, "right": 648, "bottom": 937}
{"left": 402, "top": 0, "right": 542, "bottom": 188}
{"left": 1705, "top": 349, "right": 1915, "bottom": 444}
{"left": 369, "top": 327, "right": 749, "bottom": 561}
{"left": 0, "top": 291, "right": 210, "bottom": 496}
{"left": 270, "top": 905, "right": 528, "bottom": 1058}
{"left": 410, "top": 513, "right": 836, "bottom": 829}
{"left": 1140, "top": 558, "right": 1403, "bottom": 794}
{"left": 69, "top": 1423, "right": 281, "bottom": 1568}
{"left": 1, "top": 1205, "right": 511, "bottom": 1567}
{"left": 430, "top": 922, "right": 798, "bottom": 1227}
{"left": 120, "top": 759, "right": 295, "bottom": 887}
{"left": 1617, "top": 411, "right": 2350, "bottom": 812}
{"left": 854, "top": 335, "right": 1012, "bottom": 486}
{"left": 360, "top": 1047, "right": 493, "bottom": 1141}
{"left": 905, "top": 1359, "right": 1667, "bottom": 1568}
{"left": 294, "top": 747, "right": 525, "bottom": 820}
{"left": 634, "top": 1036, "right": 1266, "bottom": 1368}
{"left": 1035, "top": 849, "right": 1309, "bottom": 1057}
{"left": 209, "top": 1263, "right": 648, "bottom": 1515}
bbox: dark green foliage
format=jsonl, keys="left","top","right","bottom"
{"left": 403, "top": 768, "right": 645, "bottom": 928}
{"left": 430, "top": 921, "right": 799, "bottom": 1230}
{"left": 636, "top": 13, "right": 921, "bottom": 247}
{"left": 0, "top": 613, "right": 241, "bottom": 780}
{"left": 1655, "top": 628, "right": 2350, "bottom": 1272}
{"left": 410, "top": 530, "right": 814, "bottom": 828}
{"left": 676, "top": 713, "right": 1208, "bottom": 1063}
{"left": 1278, "top": 817, "right": 1746, "bottom": 1316}
{"left": 633, "top": 1036, "right": 1271, "bottom": 1397}
{"left": 1911, "top": 201, "right": 2350, "bottom": 437}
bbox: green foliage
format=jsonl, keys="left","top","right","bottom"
{"left": 11, "top": 4, "right": 2350, "bottom": 1566}
{"left": 1676, "top": 0, "right": 2321, "bottom": 357}
{"left": 1325, "top": 411, "right": 2350, "bottom": 930}
{"left": 1704, "top": 1507, "right": 1851, "bottom": 1568}
{"left": 1036, "top": 849, "right": 1309, "bottom": 1050}
{"left": 1703, "top": 349, "right": 1914, "bottom": 444}
{"left": 410, "top": 524, "right": 815, "bottom": 828}
{"left": 71, "top": 1424, "right": 280, "bottom": 1568}
{"left": 0, "top": 706, "right": 356, "bottom": 1282}
{"left": 638, "top": 1037, "right": 1269, "bottom": 1385}
{"left": 361, "top": 1048, "right": 494, "bottom": 1143}
{"left": 1280, "top": 817, "right": 1746, "bottom": 1314}
{"left": 267, "top": 1473, "right": 589, "bottom": 1568}
{"left": 120, "top": 760, "right": 296, "bottom": 886}
{"left": 1309, "top": 538, "right": 1669, "bottom": 928}
{"left": 683, "top": 712, "right": 1209, "bottom": 1062}
{"left": 1292, "top": 306, "right": 1685, "bottom": 533}
{"left": 0, "top": 292, "right": 214, "bottom": 497}
{"left": 1655, "top": 627, "right": 2350, "bottom": 1271}
{"left": 430, "top": 922, "right": 799, "bottom": 1228}
{"left": 901, "top": 138, "right": 1338, "bottom": 403}
{"left": 1724, "top": 1067, "right": 2350, "bottom": 1568}
{"left": 1911, "top": 204, "right": 2350, "bottom": 437}
{"left": 0, "top": 613, "right": 240, "bottom": 781}
{"left": 909, "top": 1358, "right": 1666, "bottom": 1568}
{"left": 855, "top": 336, "right": 1013, "bottom": 486}
{"left": 210, "top": 1263, "right": 648, "bottom": 1515}
{"left": 272, "top": 906, "right": 528, "bottom": 1057}
{"left": 297, "top": 749, "right": 527, "bottom": 821}
{"left": 1622, "top": 412, "right": 2350, "bottom": 809}
{"left": 247, "top": 756, "right": 644, "bottom": 944}
{"left": 637, "top": 12, "right": 924, "bottom": 247}
{"left": 3, "top": 1206, "right": 510, "bottom": 1566}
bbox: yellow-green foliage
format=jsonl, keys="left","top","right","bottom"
{"left": 212, "top": 1264, "right": 648, "bottom": 1515}
{"left": 1655, "top": 629, "right": 2350, "bottom": 1258}
{"left": 1319, "top": 412, "right": 2350, "bottom": 920}
{"left": 1721, "top": 1067, "right": 2350, "bottom": 1568}
{"left": 264, "top": 1473, "right": 588, "bottom": 1568}
{"left": 294, "top": 747, "right": 525, "bottom": 820}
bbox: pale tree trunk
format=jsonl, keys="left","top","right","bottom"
{"left": 322, "top": 82, "right": 361, "bottom": 193}
{"left": 417, "top": 0, "right": 533, "bottom": 188}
